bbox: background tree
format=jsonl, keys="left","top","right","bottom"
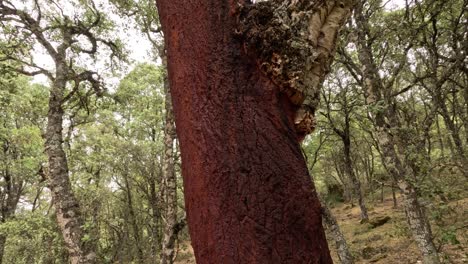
{"left": 109, "top": 1, "right": 185, "bottom": 262}
{"left": 0, "top": 0, "right": 122, "bottom": 262}
{"left": 321, "top": 73, "right": 369, "bottom": 222}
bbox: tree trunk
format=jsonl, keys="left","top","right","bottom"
{"left": 343, "top": 134, "right": 368, "bottom": 222}
{"left": 391, "top": 185, "right": 397, "bottom": 208}
{"left": 439, "top": 103, "right": 468, "bottom": 175}
{"left": 353, "top": 3, "right": 439, "bottom": 262}
{"left": 398, "top": 181, "right": 439, "bottom": 264}
{"left": 122, "top": 171, "right": 144, "bottom": 263}
{"left": 149, "top": 177, "right": 161, "bottom": 260}
{"left": 380, "top": 182, "right": 384, "bottom": 203}
{"left": 46, "top": 77, "right": 95, "bottom": 264}
{"left": 320, "top": 199, "right": 354, "bottom": 264}
{"left": 0, "top": 235, "right": 5, "bottom": 264}
{"left": 154, "top": 0, "right": 354, "bottom": 262}
{"left": 161, "top": 53, "right": 179, "bottom": 264}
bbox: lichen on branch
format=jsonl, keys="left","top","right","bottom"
{"left": 237, "top": 0, "right": 355, "bottom": 136}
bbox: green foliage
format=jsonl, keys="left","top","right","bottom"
{"left": 439, "top": 227, "right": 460, "bottom": 246}
{"left": 1, "top": 212, "right": 67, "bottom": 264}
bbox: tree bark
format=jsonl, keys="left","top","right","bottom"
{"left": 343, "top": 131, "right": 368, "bottom": 222}
{"left": 161, "top": 52, "right": 179, "bottom": 264}
{"left": 46, "top": 75, "right": 96, "bottom": 264}
{"left": 320, "top": 198, "right": 354, "bottom": 264}
{"left": 0, "top": 235, "right": 5, "bottom": 264}
{"left": 398, "top": 181, "right": 440, "bottom": 264}
{"left": 155, "top": 0, "right": 354, "bottom": 262}
{"left": 439, "top": 102, "right": 468, "bottom": 174}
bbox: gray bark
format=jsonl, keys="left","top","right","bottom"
{"left": 343, "top": 136, "right": 369, "bottom": 221}
{"left": 398, "top": 181, "right": 440, "bottom": 264}
{"left": 320, "top": 198, "right": 354, "bottom": 264}
{"left": 46, "top": 73, "right": 96, "bottom": 264}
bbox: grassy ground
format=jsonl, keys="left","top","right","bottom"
{"left": 328, "top": 195, "right": 467, "bottom": 263}
{"left": 174, "top": 195, "right": 467, "bottom": 263}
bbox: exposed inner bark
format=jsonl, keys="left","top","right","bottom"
{"left": 237, "top": 0, "right": 354, "bottom": 138}
{"left": 155, "top": 0, "right": 357, "bottom": 262}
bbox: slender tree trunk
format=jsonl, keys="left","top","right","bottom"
{"left": 161, "top": 53, "right": 179, "bottom": 264}
{"left": 435, "top": 117, "right": 445, "bottom": 158}
{"left": 149, "top": 127, "right": 162, "bottom": 260}
{"left": 380, "top": 182, "right": 384, "bottom": 203}
{"left": 334, "top": 158, "right": 352, "bottom": 203}
{"left": 353, "top": 3, "right": 439, "bottom": 261}
{"left": 46, "top": 76, "right": 95, "bottom": 264}
{"left": 122, "top": 172, "right": 144, "bottom": 263}
{"left": 439, "top": 104, "right": 468, "bottom": 176}
{"left": 154, "top": 0, "right": 354, "bottom": 262}
{"left": 391, "top": 184, "right": 397, "bottom": 208}
{"left": 320, "top": 199, "right": 354, "bottom": 264}
{"left": 440, "top": 103, "right": 467, "bottom": 161}
{"left": 149, "top": 177, "right": 161, "bottom": 260}
{"left": 463, "top": 86, "right": 468, "bottom": 145}
{"left": 343, "top": 135, "right": 368, "bottom": 221}
{"left": 374, "top": 129, "right": 439, "bottom": 263}
{"left": 0, "top": 234, "right": 5, "bottom": 264}
{"left": 398, "top": 181, "right": 439, "bottom": 264}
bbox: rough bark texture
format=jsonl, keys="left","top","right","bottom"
{"left": 397, "top": 181, "right": 440, "bottom": 264}
{"left": 46, "top": 74, "right": 95, "bottom": 264}
{"left": 161, "top": 52, "right": 179, "bottom": 264}
{"left": 0, "top": 3, "right": 108, "bottom": 263}
{"left": 155, "top": 0, "right": 354, "bottom": 263}
{"left": 238, "top": 0, "right": 355, "bottom": 137}
{"left": 320, "top": 198, "right": 354, "bottom": 264}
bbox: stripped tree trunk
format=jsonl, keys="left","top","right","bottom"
{"left": 46, "top": 73, "right": 96, "bottom": 264}
{"left": 155, "top": 0, "right": 355, "bottom": 262}
{"left": 161, "top": 51, "right": 179, "bottom": 264}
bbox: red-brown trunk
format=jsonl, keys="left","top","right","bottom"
{"left": 156, "top": 1, "right": 332, "bottom": 263}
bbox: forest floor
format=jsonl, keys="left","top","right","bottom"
{"left": 174, "top": 195, "right": 467, "bottom": 264}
